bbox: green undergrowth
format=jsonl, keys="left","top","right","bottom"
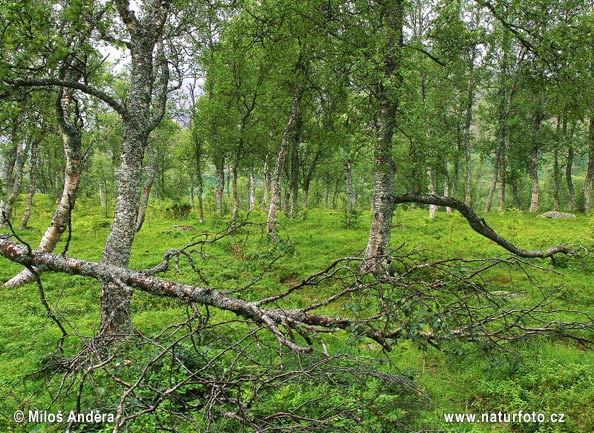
{"left": 1, "top": 197, "right": 593, "bottom": 432}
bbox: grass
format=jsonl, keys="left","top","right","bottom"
{"left": 0, "top": 197, "right": 593, "bottom": 432}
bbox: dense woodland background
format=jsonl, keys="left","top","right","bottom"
{"left": 0, "top": 0, "right": 593, "bottom": 432}
{"left": 1, "top": 0, "right": 593, "bottom": 222}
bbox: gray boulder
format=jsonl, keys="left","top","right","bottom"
{"left": 537, "top": 211, "right": 576, "bottom": 219}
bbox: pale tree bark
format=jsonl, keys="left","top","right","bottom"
{"left": 528, "top": 104, "right": 542, "bottom": 213}
{"left": 261, "top": 150, "right": 271, "bottom": 212}
{"left": 443, "top": 169, "right": 452, "bottom": 214}
{"left": 231, "top": 151, "right": 240, "bottom": 224}
{"left": 528, "top": 145, "right": 539, "bottom": 213}
{"left": 0, "top": 137, "right": 28, "bottom": 226}
{"left": 497, "top": 145, "right": 506, "bottom": 212}
{"left": 247, "top": 168, "right": 256, "bottom": 212}
{"left": 584, "top": 116, "right": 594, "bottom": 213}
{"left": 463, "top": 46, "right": 477, "bottom": 207}
{"left": 427, "top": 168, "right": 438, "bottom": 218}
{"left": 135, "top": 139, "right": 157, "bottom": 232}
{"left": 552, "top": 118, "right": 560, "bottom": 211}
{"left": 364, "top": 0, "right": 403, "bottom": 266}
{"left": 288, "top": 130, "right": 300, "bottom": 218}
{"left": 19, "top": 140, "right": 39, "bottom": 230}
{"left": 267, "top": 82, "right": 303, "bottom": 236}
{"left": 344, "top": 157, "right": 356, "bottom": 212}
{"left": 0, "top": 144, "right": 17, "bottom": 199}
{"left": 552, "top": 145, "right": 560, "bottom": 211}
{"left": 215, "top": 154, "right": 225, "bottom": 216}
{"left": 0, "top": 141, "right": 26, "bottom": 226}
{"left": 195, "top": 148, "right": 205, "bottom": 224}
{"left": 484, "top": 142, "right": 500, "bottom": 213}
{"left": 565, "top": 119, "right": 576, "bottom": 212}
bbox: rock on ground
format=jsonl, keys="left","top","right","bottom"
{"left": 537, "top": 211, "right": 576, "bottom": 219}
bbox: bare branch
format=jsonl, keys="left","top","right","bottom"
{"left": 392, "top": 193, "right": 575, "bottom": 259}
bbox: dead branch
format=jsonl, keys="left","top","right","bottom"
{"left": 392, "top": 193, "right": 575, "bottom": 259}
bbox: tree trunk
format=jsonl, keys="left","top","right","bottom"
{"left": 443, "top": 169, "right": 452, "bottom": 213}
{"left": 565, "top": 119, "right": 575, "bottom": 212}
{"left": 552, "top": 145, "right": 560, "bottom": 211}
{"left": 585, "top": 116, "right": 594, "bottom": 213}
{"left": 427, "top": 168, "right": 438, "bottom": 218}
{"left": 267, "top": 83, "right": 303, "bottom": 236}
{"left": 497, "top": 149, "right": 506, "bottom": 212}
{"left": 261, "top": 151, "right": 271, "bottom": 212}
{"left": 215, "top": 154, "right": 225, "bottom": 217}
{"left": 0, "top": 140, "right": 27, "bottom": 226}
{"left": 98, "top": 1, "right": 172, "bottom": 338}
{"left": 1, "top": 144, "right": 17, "bottom": 196}
{"left": 4, "top": 81, "right": 85, "bottom": 288}
{"left": 194, "top": 137, "right": 204, "bottom": 224}
{"left": 289, "top": 135, "right": 300, "bottom": 218}
{"left": 528, "top": 145, "right": 539, "bottom": 213}
{"left": 247, "top": 168, "right": 256, "bottom": 212}
{"left": 509, "top": 172, "right": 522, "bottom": 209}
{"left": 99, "top": 184, "right": 106, "bottom": 208}
{"left": 463, "top": 58, "right": 476, "bottom": 207}
{"left": 484, "top": 153, "right": 499, "bottom": 213}
{"left": 19, "top": 140, "right": 38, "bottom": 230}
{"left": 231, "top": 154, "right": 240, "bottom": 224}
{"left": 136, "top": 140, "right": 157, "bottom": 232}
{"left": 344, "top": 158, "right": 356, "bottom": 212}
{"left": 529, "top": 105, "right": 542, "bottom": 213}
{"left": 363, "top": 0, "right": 403, "bottom": 267}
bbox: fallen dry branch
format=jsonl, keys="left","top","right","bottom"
{"left": 392, "top": 193, "right": 575, "bottom": 259}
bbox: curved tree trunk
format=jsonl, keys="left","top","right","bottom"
{"left": 5, "top": 47, "right": 85, "bottom": 288}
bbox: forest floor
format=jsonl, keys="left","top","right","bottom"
{"left": 0, "top": 197, "right": 593, "bottom": 432}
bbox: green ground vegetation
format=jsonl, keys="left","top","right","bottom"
{"left": 0, "top": 197, "right": 593, "bottom": 432}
